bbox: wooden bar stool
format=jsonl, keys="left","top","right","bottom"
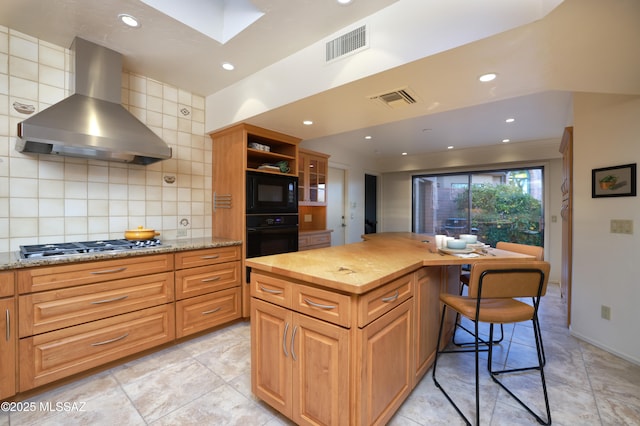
{"left": 433, "top": 261, "right": 552, "bottom": 425}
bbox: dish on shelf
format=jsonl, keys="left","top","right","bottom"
{"left": 257, "top": 165, "right": 281, "bottom": 171}
{"left": 439, "top": 247, "right": 475, "bottom": 254}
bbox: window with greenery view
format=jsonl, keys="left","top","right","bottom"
{"left": 412, "top": 168, "right": 544, "bottom": 247}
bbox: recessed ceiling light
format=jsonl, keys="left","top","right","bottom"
{"left": 303, "top": 120, "right": 313, "bottom": 125}
{"left": 447, "top": 146, "right": 454, "bottom": 150}
{"left": 502, "top": 139, "right": 510, "bottom": 143}
{"left": 505, "top": 118, "right": 515, "bottom": 123}
{"left": 401, "top": 152, "right": 408, "bottom": 156}
{"left": 479, "top": 73, "right": 497, "bottom": 82}
{"left": 221, "top": 62, "right": 235, "bottom": 71}
{"left": 337, "top": 0, "right": 353, "bottom": 5}
{"left": 118, "top": 14, "right": 140, "bottom": 28}
{"left": 364, "top": 135, "right": 372, "bottom": 140}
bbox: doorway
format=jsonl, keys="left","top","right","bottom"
{"left": 327, "top": 167, "right": 346, "bottom": 246}
{"left": 365, "top": 174, "right": 377, "bottom": 234}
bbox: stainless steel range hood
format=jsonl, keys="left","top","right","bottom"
{"left": 16, "top": 38, "right": 172, "bottom": 165}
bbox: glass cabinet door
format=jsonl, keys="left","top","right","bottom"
{"left": 299, "top": 150, "right": 328, "bottom": 205}
{"left": 298, "top": 158, "right": 306, "bottom": 202}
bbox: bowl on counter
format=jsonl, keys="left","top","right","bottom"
{"left": 446, "top": 239, "right": 467, "bottom": 249}
{"left": 459, "top": 234, "right": 478, "bottom": 244}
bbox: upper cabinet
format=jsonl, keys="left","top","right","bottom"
{"left": 298, "top": 148, "right": 330, "bottom": 206}
{"left": 245, "top": 126, "right": 300, "bottom": 177}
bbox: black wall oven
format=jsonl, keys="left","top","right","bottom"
{"left": 246, "top": 214, "right": 298, "bottom": 259}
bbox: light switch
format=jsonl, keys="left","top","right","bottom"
{"left": 610, "top": 219, "right": 633, "bottom": 234}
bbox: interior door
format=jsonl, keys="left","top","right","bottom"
{"left": 327, "top": 167, "right": 346, "bottom": 246}
{"left": 365, "top": 174, "right": 377, "bottom": 234}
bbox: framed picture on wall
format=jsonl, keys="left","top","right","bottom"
{"left": 592, "top": 163, "right": 637, "bottom": 198}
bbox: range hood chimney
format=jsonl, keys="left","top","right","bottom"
{"left": 16, "top": 38, "right": 172, "bottom": 165}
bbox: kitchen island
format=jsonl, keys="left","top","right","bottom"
{"left": 245, "top": 232, "right": 533, "bottom": 426}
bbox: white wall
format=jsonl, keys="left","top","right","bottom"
{"left": 571, "top": 92, "right": 640, "bottom": 364}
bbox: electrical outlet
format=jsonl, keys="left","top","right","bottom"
{"left": 304, "top": 214, "right": 313, "bottom": 222}
{"left": 601, "top": 305, "right": 611, "bottom": 320}
{"left": 610, "top": 219, "right": 633, "bottom": 234}
{"left": 177, "top": 229, "right": 188, "bottom": 237}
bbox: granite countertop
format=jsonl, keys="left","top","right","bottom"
{"left": 246, "top": 232, "right": 533, "bottom": 295}
{"left": 0, "top": 237, "right": 242, "bottom": 271}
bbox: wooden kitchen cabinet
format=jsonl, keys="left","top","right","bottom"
{"left": 19, "top": 272, "right": 174, "bottom": 337}
{"left": 17, "top": 254, "right": 175, "bottom": 391}
{"left": 20, "top": 304, "right": 174, "bottom": 390}
{"left": 0, "top": 272, "right": 16, "bottom": 400}
{"left": 211, "top": 123, "right": 301, "bottom": 317}
{"left": 413, "top": 266, "right": 442, "bottom": 383}
{"left": 357, "top": 299, "right": 413, "bottom": 425}
{"left": 298, "top": 230, "right": 332, "bottom": 251}
{"left": 298, "top": 148, "right": 329, "bottom": 205}
{"left": 251, "top": 269, "right": 416, "bottom": 425}
{"left": 251, "top": 297, "right": 350, "bottom": 426}
{"left": 175, "top": 247, "right": 241, "bottom": 338}
{"left": 17, "top": 253, "right": 174, "bottom": 293}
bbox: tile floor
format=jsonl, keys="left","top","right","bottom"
{"left": 2, "top": 283, "right": 639, "bottom": 425}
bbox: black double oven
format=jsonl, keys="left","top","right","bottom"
{"left": 245, "top": 171, "right": 299, "bottom": 260}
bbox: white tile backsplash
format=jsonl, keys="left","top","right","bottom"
{"left": 1, "top": 30, "right": 212, "bottom": 250}
{"left": 38, "top": 198, "right": 64, "bottom": 217}
{"left": 9, "top": 56, "right": 37, "bottom": 80}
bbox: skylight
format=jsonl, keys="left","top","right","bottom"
{"left": 140, "top": 0, "right": 264, "bottom": 44}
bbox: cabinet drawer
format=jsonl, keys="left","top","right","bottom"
{"left": 251, "top": 272, "right": 292, "bottom": 307}
{"left": 293, "top": 284, "right": 352, "bottom": 327}
{"left": 299, "top": 232, "right": 331, "bottom": 251}
{"left": 19, "top": 304, "right": 174, "bottom": 391}
{"left": 17, "top": 254, "right": 174, "bottom": 294}
{"left": 19, "top": 272, "right": 174, "bottom": 337}
{"left": 175, "top": 262, "right": 240, "bottom": 300}
{"left": 176, "top": 288, "right": 241, "bottom": 338}
{"left": 357, "top": 273, "right": 414, "bottom": 328}
{"left": 0, "top": 271, "right": 14, "bottom": 298}
{"left": 174, "top": 246, "right": 241, "bottom": 269}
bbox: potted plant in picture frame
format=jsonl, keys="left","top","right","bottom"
{"left": 599, "top": 174, "right": 617, "bottom": 190}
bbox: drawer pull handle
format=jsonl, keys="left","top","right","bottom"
{"left": 5, "top": 309, "right": 9, "bottom": 342}
{"left": 201, "top": 276, "right": 221, "bottom": 283}
{"left": 283, "top": 322, "right": 290, "bottom": 357}
{"left": 202, "top": 307, "right": 222, "bottom": 315}
{"left": 201, "top": 255, "right": 220, "bottom": 260}
{"left": 91, "top": 295, "right": 129, "bottom": 305}
{"left": 381, "top": 290, "right": 399, "bottom": 303}
{"left": 260, "top": 285, "right": 283, "bottom": 295}
{"left": 303, "top": 298, "right": 337, "bottom": 310}
{"left": 291, "top": 325, "right": 298, "bottom": 361}
{"left": 90, "top": 267, "right": 127, "bottom": 275}
{"left": 91, "top": 332, "right": 129, "bottom": 347}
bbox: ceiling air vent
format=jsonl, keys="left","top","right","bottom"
{"left": 369, "top": 87, "right": 419, "bottom": 109}
{"left": 326, "top": 25, "right": 368, "bottom": 62}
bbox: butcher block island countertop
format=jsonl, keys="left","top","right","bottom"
{"left": 245, "top": 232, "right": 532, "bottom": 294}
{"left": 246, "top": 232, "right": 534, "bottom": 426}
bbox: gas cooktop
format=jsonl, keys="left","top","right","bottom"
{"left": 19, "top": 239, "right": 167, "bottom": 261}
